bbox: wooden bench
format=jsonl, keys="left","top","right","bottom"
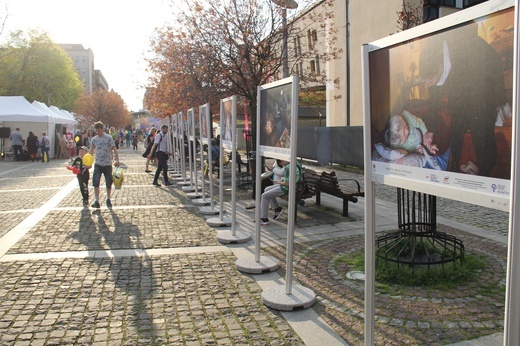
{"left": 305, "top": 168, "right": 364, "bottom": 217}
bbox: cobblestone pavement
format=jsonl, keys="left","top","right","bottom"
{"left": 0, "top": 149, "right": 509, "bottom": 345}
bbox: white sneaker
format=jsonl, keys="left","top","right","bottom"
{"left": 245, "top": 200, "right": 256, "bottom": 210}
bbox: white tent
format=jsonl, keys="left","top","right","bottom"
{"left": 49, "top": 106, "right": 78, "bottom": 126}
{"left": 0, "top": 96, "right": 57, "bottom": 158}
{"left": 0, "top": 96, "right": 52, "bottom": 122}
{"left": 32, "top": 101, "right": 63, "bottom": 123}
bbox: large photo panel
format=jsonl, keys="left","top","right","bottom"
{"left": 258, "top": 76, "right": 295, "bottom": 160}
{"left": 367, "top": 1, "right": 514, "bottom": 210}
{"left": 199, "top": 104, "right": 209, "bottom": 144}
{"left": 220, "top": 96, "right": 235, "bottom": 150}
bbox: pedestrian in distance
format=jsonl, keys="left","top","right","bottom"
{"left": 149, "top": 124, "right": 173, "bottom": 187}
{"left": 40, "top": 131, "right": 51, "bottom": 163}
{"left": 9, "top": 128, "right": 24, "bottom": 162}
{"left": 26, "top": 131, "right": 39, "bottom": 162}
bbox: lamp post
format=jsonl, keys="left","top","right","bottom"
{"left": 271, "top": 0, "right": 298, "bottom": 78}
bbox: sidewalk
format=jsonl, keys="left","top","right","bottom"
{"left": 0, "top": 148, "right": 508, "bottom": 345}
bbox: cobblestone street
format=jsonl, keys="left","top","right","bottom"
{"left": 0, "top": 148, "right": 508, "bottom": 345}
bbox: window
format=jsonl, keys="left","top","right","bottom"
{"left": 307, "top": 29, "right": 318, "bottom": 50}
{"left": 316, "top": 55, "right": 320, "bottom": 74}
{"left": 310, "top": 60, "right": 316, "bottom": 73}
{"left": 463, "top": 0, "right": 487, "bottom": 8}
{"left": 293, "top": 35, "right": 302, "bottom": 57}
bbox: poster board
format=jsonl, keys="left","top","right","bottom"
{"left": 199, "top": 104, "right": 209, "bottom": 145}
{"left": 220, "top": 96, "right": 234, "bottom": 150}
{"left": 258, "top": 77, "right": 296, "bottom": 160}
{"left": 366, "top": 0, "right": 514, "bottom": 211}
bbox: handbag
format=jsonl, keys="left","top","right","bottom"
{"left": 113, "top": 167, "right": 124, "bottom": 189}
{"left": 142, "top": 141, "right": 153, "bottom": 158}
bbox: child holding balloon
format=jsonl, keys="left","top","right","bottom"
{"left": 68, "top": 146, "right": 93, "bottom": 207}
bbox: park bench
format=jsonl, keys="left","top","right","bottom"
{"left": 306, "top": 168, "right": 364, "bottom": 217}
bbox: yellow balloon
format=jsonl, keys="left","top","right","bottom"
{"left": 83, "top": 153, "right": 94, "bottom": 166}
{"left": 75, "top": 135, "right": 80, "bottom": 142}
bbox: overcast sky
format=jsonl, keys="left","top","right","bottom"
{"left": 2, "top": 0, "right": 175, "bottom": 112}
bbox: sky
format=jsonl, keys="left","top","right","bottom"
{"left": 2, "top": 0, "right": 177, "bottom": 112}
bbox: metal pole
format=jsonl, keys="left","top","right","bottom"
{"left": 282, "top": 8, "right": 289, "bottom": 78}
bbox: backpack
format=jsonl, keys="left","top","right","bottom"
{"left": 295, "top": 163, "right": 308, "bottom": 195}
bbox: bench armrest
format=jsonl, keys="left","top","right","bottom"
{"left": 337, "top": 178, "right": 361, "bottom": 192}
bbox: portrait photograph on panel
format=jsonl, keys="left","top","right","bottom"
{"left": 200, "top": 105, "right": 208, "bottom": 143}
{"left": 221, "top": 98, "right": 233, "bottom": 147}
{"left": 171, "top": 115, "right": 178, "bottom": 138}
{"left": 259, "top": 82, "right": 293, "bottom": 150}
{"left": 369, "top": 6, "right": 514, "bottom": 198}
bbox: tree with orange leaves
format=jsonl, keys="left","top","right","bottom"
{"left": 74, "top": 89, "right": 131, "bottom": 129}
{"left": 146, "top": 0, "right": 338, "bottom": 141}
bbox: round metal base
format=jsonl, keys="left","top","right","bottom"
{"left": 191, "top": 198, "right": 212, "bottom": 206}
{"left": 199, "top": 206, "right": 222, "bottom": 215}
{"left": 176, "top": 181, "right": 191, "bottom": 187}
{"left": 236, "top": 256, "right": 279, "bottom": 274}
{"left": 181, "top": 185, "right": 195, "bottom": 192}
{"left": 185, "top": 191, "right": 203, "bottom": 199}
{"left": 262, "top": 284, "right": 316, "bottom": 311}
{"left": 206, "top": 216, "right": 232, "bottom": 227}
{"left": 216, "top": 229, "right": 251, "bottom": 244}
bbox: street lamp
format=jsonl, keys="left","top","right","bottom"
{"left": 271, "top": 0, "right": 298, "bottom": 78}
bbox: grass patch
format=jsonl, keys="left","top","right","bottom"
{"left": 336, "top": 251, "right": 487, "bottom": 290}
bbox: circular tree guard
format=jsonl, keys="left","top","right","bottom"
{"left": 376, "top": 188, "right": 464, "bottom": 268}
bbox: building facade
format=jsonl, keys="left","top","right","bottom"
{"left": 58, "top": 44, "right": 97, "bottom": 93}
{"left": 283, "top": 0, "right": 490, "bottom": 127}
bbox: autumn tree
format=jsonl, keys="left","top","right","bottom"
{"left": 146, "top": 0, "right": 337, "bottom": 136}
{"left": 74, "top": 89, "right": 131, "bottom": 129}
{"left": 396, "top": 0, "right": 424, "bottom": 32}
{"left": 146, "top": 29, "right": 227, "bottom": 118}
{"left": 0, "top": 29, "right": 83, "bottom": 109}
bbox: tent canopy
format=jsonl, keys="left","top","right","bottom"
{"left": 50, "top": 106, "right": 78, "bottom": 125}
{"left": 0, "top": 96, "right": 52, "bottom": 123}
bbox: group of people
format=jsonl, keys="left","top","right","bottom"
{"left": 141, "top": 125, "right": 174, "bottom": 186}
{"left": 67, "top": 121, "right": 120, "bottom": 208}
{"left": 8, "top": 128, "right": 51, "bottom": 162}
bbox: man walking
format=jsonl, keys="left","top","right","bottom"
{"left": 9, "top": 128, "right": 23, "bottom": 162}
{"left": 90, "top": 121, "right": 120, "bottom": 208}
{"left": 148, "top": 124, "right": 173, "bottom": 186}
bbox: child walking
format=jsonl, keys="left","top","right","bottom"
{"left": 69, "top": 146, "right": 91, "bottom": 207}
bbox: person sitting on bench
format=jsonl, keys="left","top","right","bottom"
{"left": 258, "top": 160, "right": 301, "bottom": 225}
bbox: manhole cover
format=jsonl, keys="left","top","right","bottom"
{"left": 346, "top": 271, "right": 365, "bottom": 281}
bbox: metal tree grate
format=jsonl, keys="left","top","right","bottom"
{"left": 376, "top": 188, "right": 464, "bottom": 268}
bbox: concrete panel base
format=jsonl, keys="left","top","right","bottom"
{"left": 236, "top": 256, "right": 279, "bottom": 274}
{"left": 262, "top": 285, "right": 316, "bottom": 311}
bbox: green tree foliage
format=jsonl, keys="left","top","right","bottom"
{"left": 74, "top": 88, "right": 131, "bottom": 129}
{"left": 0, "top": 30, "right": 83, "bottom": 110}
